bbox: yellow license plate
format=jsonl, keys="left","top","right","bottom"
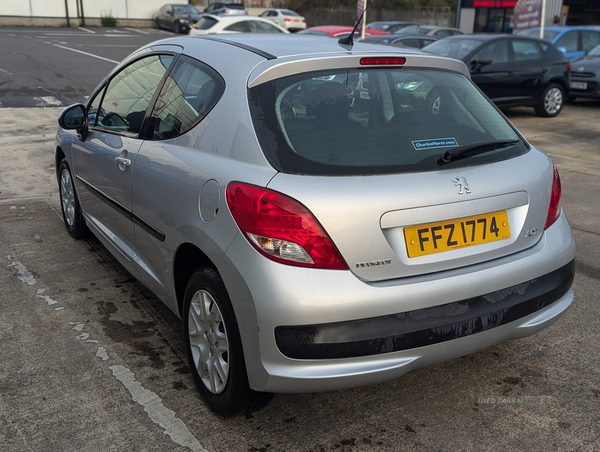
{"left": 404, "top": 211, "right": 511, "bottom": 258}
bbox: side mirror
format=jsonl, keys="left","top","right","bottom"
{"left": 58, "top": 104, "right": 88, "bottom": 141}
{"left": 469, "top": 58, "right": 493, "bottom": 72}
{"left": 557, "top": 46, "right": 567, "bottom": 53}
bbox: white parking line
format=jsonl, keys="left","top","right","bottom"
{"left": 0, "top": 67, "right": 13, "bottom": 76}
{"left": 52, "top": 44, "right": 119, "bottom": 64}
{"left": 125, "top": 27, "right": 149, "bottom": 35}
{"left": 7, "top": 255, "right": 207, "bottom": 452}
{"left": 37, "top": 96, "right": 62, "bottom": 106}
{"left": 78, "top": 27, "right": 96, "bottom": 34}
{"left": 44, "top": 33, "right": 136, "bottom": 37}
{"left": 110, "top": 365, "right": 208, "bottom": 452}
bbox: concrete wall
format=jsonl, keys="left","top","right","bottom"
{"left": 0, "top": 0, "right": 168, "bottom": 24}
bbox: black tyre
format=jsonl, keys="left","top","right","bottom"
{"left": 174, "top": 21, "right": 182, "bottom": 34}
{"left": 183, "top": 267, "right": 273, "bottom": 417}
{"left": 58, "top": 159, "right": 88, "bottom": 238}
{"left": 534, "top": 83, "right": 565, "bottom": 117}
{"left": 154, "top": 18, "right": 161, "bottom": 30}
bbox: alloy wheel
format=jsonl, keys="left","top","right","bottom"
{"left": 60, "top": 168, "right": 76, "bottom": 228}
{"left": 188, "top": 289, "right": 229, "bottom": 394}
{"left": 544, "top": 87, "right": 563, "bottom": 116}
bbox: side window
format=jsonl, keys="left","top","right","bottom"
{"left": 394, "top": 38, "right": 420, "bottom": 48}
{"left": 150, "top": 55, "right": 225, "bottom": 140}
{"left": 249, "top": 21, "right": 284, "bottom": 33}
{"left": 582, "top": 30, "right": 600, "bottom": 53}
{"left": 473, "top": 40, "right": 509, "bottom": 63}
{"left": 94, "top": 54, "right": 174, "bottom": 135}
{"left": 555, "top": 31, "right": 578, "bottom": 51}
{"left": 512, "top": 40, "right": 542, "bottom": 61}
{"left": 224, "top": 21, "right": 250, "bottom": 32}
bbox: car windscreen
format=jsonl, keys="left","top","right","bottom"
{"left": 174, "top": 5, "right": 200, "bottom": 14}
{"left": 248, "top": 67, "right": 528, "bottom": 176}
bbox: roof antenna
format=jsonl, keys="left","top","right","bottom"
{"left": 338, "top": 7, "right": 367, "bottom": 49}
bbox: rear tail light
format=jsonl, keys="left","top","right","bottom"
{"left": 544, "top": 164, "right": 562, "bottom": 230}
{"left": 284, "top": 17, "right": 291, "bottom": 22}
{"left": 226, "top": 182, "right": 348, "bottom": 270}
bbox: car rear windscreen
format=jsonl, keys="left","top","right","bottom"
{"left": 248, "top": 67, "right": 528, "bottom": 176}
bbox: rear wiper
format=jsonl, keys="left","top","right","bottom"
{"left": 438, "top": 140, "right": 519, "bottom": 165}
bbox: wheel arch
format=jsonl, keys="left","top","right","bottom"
{"left": 548, "top": 77, "right": 568, "bottom": 94}
{"left": 55, "top": 146, "right": 66, "bottom": 183}
{"left": 173, "top": 242, "right": 217, "bottom": 316}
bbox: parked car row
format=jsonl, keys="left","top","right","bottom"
{"left": 155, "top": 6, "right": 600, "bottom": 116}
{"left": 155, "top": 3, "right": 306, "bottom": 33}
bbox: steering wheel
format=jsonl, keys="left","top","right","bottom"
{"left": 346, "top": 82, "right": 358, "bottom": 107}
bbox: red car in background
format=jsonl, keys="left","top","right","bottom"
{"left": 298, "top": 25, "right": 389, "bottom": 38}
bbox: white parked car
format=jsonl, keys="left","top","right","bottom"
{"left": 259, "top": 8, "right": 306, "bottom": 32}
{"left": 189, "top": 14, "right": 289, "bottom": 35}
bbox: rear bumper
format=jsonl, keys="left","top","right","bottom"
{"left": 261, "top": 289, "right": 574, "bottom": 393}
{"left": 220, "top": 212, "right": 575, "bottom": 393}
{"left": 275, "top": 260, "right": 574, "bottom": 360}
{"left": 570, "top": 81, "right": 600, "bottom": 99}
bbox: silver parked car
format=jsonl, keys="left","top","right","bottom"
{"left": 55, "top": 34, "right": 575, "bottom": 417}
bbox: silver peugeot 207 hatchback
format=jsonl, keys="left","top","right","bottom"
{"left": 55, "top": 34, "right": 575, "bottom": 417}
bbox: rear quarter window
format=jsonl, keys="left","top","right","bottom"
{"left": 149, "top": 55, "right": 224, "bottom": 140}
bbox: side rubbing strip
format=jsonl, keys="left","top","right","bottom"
{"left": 77, "top": 176, "right": 165, "bottom": 242}
{"left": 77, "top": 176, "right": 130, "bottom": 220}
{"left": 132, "top": 213, "right": 165, "bottom": 242}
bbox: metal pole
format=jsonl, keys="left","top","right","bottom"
{"left": 64, "top": 0, "right": 70, "bottom": 27}
{"left": 79, "top": 0, "right": 86, "bottom": 27}
{"left": 540, "top": 0, "right": 547, "bottom": 39}
{"left": 361, "top": 0, "right": 367, "bottom": 40}
{"left": 455, "top": 0, "right": 462, "bottom": 29}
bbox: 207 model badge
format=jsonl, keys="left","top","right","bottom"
{"left": 453, "top": 176, "right": 471, "bottom": 195}
{"left": 356, "top": 259, "right": 392, "bottom": 269}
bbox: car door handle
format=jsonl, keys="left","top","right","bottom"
{"left": 115, "top": 156, "right": 131, "bottom": 169}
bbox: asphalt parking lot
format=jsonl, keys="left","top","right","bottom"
{"left": 1, "top": 27, "right": 600, "bottom": 452}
